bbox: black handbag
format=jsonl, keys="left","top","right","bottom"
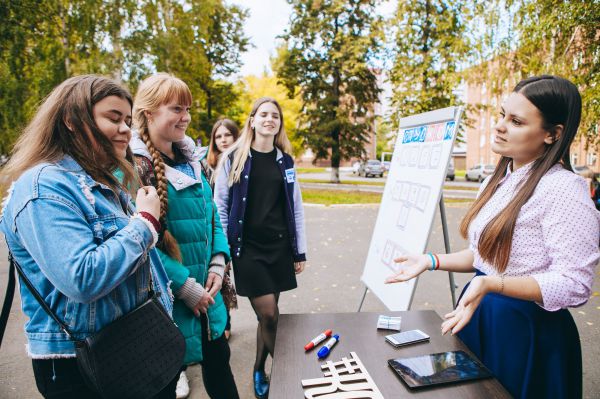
{"left": 0, "top": 251, "right": 185, "bottom": 399}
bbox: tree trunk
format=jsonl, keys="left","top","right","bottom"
{"left": 330, "top": 76, "right": 341, "bottom": 183}
{"left": 330, "top": 16, "right": 341, "bottom": 184}
{"left": 421, "top": 0, "right": 431, "bottom": 90}
{"left": 207, "top": 89, "right": 212, "bottom": 120}
{"left": 111, "top": 33, "right": 122, "bottom": 81}
{"left": 60, "top": 4, "right": 70, "bottom": 76}
{"left": 330, "top": 119, "right": 341, "bottom": 183}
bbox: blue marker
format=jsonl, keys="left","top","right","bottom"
{"left": 317, "top": 334, "right": 340, "bottom": 359}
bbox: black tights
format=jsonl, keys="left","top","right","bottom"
{"left": 249, "top": 293, "right": 280, "bottom": 372}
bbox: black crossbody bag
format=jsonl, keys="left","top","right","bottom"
{"left": 0, "top": 251, "right": 185, "bottom": 399}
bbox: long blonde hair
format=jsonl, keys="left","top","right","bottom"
{"left": 1, "top": 75, "right": 137, "bottom": 193}
{"left": 226, "top": 97, "right": 292, "bottom": 186}
{"left": 133, "top": 73, "right": 192, "bottom": 261}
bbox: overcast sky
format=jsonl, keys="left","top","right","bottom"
{"left": 229, "top": 0, "right": 396, "bottom": 78}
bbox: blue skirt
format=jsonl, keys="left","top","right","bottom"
{"left": 457, "top": 270, "right": 582, "bottom": 399}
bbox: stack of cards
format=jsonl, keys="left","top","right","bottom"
{"left": 377, "top": 315, "right": 401, "bottom": 331}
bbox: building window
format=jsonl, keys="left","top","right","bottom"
{"left": 587, "top": 153, "right": 597, "bottom": 166}
{"left": 572, "top": 153, "right": 579, "bottom": 165}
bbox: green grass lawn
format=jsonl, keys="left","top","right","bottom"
{"left": 299, "top": 178, "right": 385, "bottom": 186}
{"left": 296, "top": 167, "right": 328, "bottom": 174}
{"left": 302, "top": 188, "right": 474, "bottom": 205}
{"left": 302, "top": 189, "right": 382, "bottom": 205}
{"left": 299, "top": 178, "right": 478, "bottom": 191}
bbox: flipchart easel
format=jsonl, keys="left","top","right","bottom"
{"left": 358, "top": 106, "right": 463, "bottom": 311}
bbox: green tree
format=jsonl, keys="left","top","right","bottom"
{"left": 375, "top": 117, "right": 394, "bottom": 160}
{"left": 465, "top": 0, "right": 600, "bottom": 149}
{"left": 128, "top": 0, "right": 248, "bottom": 141}
{"left": 277, "top": 0, "right": 383, "bottom": 183}
{"left": 0, "top": 0, "right": 131, "bottom": 154}
{"left": 509, "top": 0, "right": 599, "bottom": 148}
{"left": 0, "top": 0, "right": 249, "bottom": 153}
{"left": 388, "top": 0, "right": 471, "bottom": 126}
{"left": 197, "top": 3, "right": 250, "bottom": 136}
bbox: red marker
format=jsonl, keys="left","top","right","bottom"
{"left": 304, "top": 329, "right": 333, "bottom": 351}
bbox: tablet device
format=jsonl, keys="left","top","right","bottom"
{"left": 388, "top": 350, "right": 493, "bottom": 389}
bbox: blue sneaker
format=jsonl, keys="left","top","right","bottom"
{"left": 253, "top": 370, "right": 269, "bottom": 399}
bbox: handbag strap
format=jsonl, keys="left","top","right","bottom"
{"left": 6, "top": 251, "right": 75, "bottom": 340}
{"left": 0, "top": 252, "right": 17, "bottom": 348}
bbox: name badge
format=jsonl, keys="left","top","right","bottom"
{"left": 285, "top": 168, "right": 296, "bottom": 183}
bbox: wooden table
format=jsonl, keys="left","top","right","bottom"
{"left": 270, "top": 310, "right": 511, "bottom": 398}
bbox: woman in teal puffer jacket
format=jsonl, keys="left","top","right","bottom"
{"left": 131, "top": 73, "right": 239, "bottom": 399}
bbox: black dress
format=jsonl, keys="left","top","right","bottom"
{"left": 232, "top": 148, "right": 296, "bottom": 297}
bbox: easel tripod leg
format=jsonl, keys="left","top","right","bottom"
{"left": 439, "top": 195, "right": 457, "bottom": 309}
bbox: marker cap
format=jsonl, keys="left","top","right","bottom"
{"left": 317, "top": 334, "right": 340, "bottom": 359}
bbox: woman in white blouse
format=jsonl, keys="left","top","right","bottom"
{"left": 385, "top": 75, "right": 599, "bottom": 399}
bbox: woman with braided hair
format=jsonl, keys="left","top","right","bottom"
{"left": 131, "top": 73, "right": 239, "bottom": 399}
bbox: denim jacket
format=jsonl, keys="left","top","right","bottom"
{"left": 0, "top": 156, "right": 172, "bottom": 358}
{"left": 214, "top": 148, "right": 307, "bottom": 262}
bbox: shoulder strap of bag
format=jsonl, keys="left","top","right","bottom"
{"left": 0, "top": 252, "right": 16, "bottom": 348}
{"left": 4, "top": 250, "right": 75, "bottom": 341}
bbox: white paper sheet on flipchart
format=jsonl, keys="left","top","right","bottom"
{"left": 360, "top": 106, "right": 462, "bottom": 311}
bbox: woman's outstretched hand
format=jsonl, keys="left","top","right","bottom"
{"left": 384, "top": 254, "right": 431, "bottom": 284}
{"left": 441, "top": 275, "right": 488, "bottom": 335}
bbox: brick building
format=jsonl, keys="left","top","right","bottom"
{"left": 464, "top": 78, "right": 599, "bottom": 173}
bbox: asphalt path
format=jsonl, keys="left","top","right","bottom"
{"left": 1, "top": 205, "right": 598, "bottom": 398}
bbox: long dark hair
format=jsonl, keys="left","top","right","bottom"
{"left": 460, "top": 75, "right": 582, "bottom": 272}
{"left": 207, "top": 118, "right": 240, "bottom": 169}
{"left": 2, "top": 75, "right": 137, "bottom": 192}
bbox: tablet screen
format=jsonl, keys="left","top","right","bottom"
{"left": 388, "top": 350, "right": 493, "bottom": 389}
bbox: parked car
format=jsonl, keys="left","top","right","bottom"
{"left": 382, "top": 161, "right": 391, "bottom": 172}
{"left": 573, "top": 165, "right": 594, "bottom": 178}
{"left": 358, "top": 160, "right": 384, "bottom": 178}
{"left": 465, "top": 164, "right": 495, "bottom": 182}
{"left": 352, "top": 161, "right": 361, "bottom": 174}
{"left": 446, "top": 159, "right": 455, "bottom": 181}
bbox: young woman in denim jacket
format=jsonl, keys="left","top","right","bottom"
{"left": 130, "top": 73, "right": 239, "bottom": 399}
{"left": 0, "top": 75, "right": 175, "bottom": 398}
{"left": 214, "top": 97, "right": 307, "bottom": 399}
